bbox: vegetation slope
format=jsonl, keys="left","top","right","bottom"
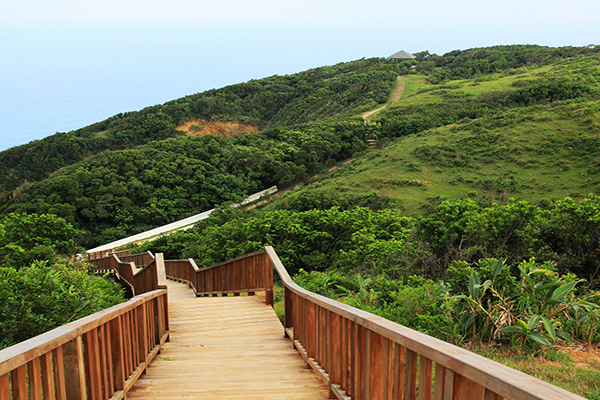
{"left": 1, "top": 44, "right": 600, "bottom": 396}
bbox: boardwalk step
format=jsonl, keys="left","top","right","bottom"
{"left": 129, "top": 280, "right": 329, "bottom": 399}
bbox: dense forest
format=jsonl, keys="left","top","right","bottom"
{"left": 2, "top": 45, "right": 600, "bottom": 395}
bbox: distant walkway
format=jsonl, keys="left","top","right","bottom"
{"left": 87, "top": 186, "right": 277, "bottom": 254}
{"left": 128, "top": 280, "right": 329, "bottom": 399}
{"left": 362, "top": 75, "right": 404, "bottom": 122}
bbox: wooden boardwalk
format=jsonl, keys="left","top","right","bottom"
{"left": 128, "top": 280, "right": 329, "bottom": 399}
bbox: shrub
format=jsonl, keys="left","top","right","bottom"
{"left": 0, "top": 260, "right": 125, "bottom": 349}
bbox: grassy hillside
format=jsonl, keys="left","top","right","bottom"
{"left": 270, "top": 53, "right": 600, "bottom": 213}
{"left": 1, "top": 44, "right": 599, "bottom": 249}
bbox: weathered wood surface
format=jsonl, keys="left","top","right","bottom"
{"left": 128, "top": 280, "right": 329, "bottom": 399}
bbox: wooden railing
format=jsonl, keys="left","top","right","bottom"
{"left": 0, "top": 289, "right": 169, "bottom": 400}
{"left": 260, "top": 246, "right": 587, "bottom": 400}
{"left": 164, "top": 246, "right": 586, "bottom": 400}
{"left": 89, "top": 253, "right": 167, "bottom": 296}
{"left": 164, "top": 250, "right": 273, "bottom": 304}
{"left": 86, "top": 249, "right": 130, "bottom": 261}
{"left": 118, "top": 251, "right": 155, "bottom": 268}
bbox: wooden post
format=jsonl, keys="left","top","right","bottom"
{"left": 284, "top": 286, "right": 294, "bottom": 334}
{"left": 418, "top": 356, "right": 433, "bottom": 400}
{"left": 11, "top": 365, "right": 28, "bottom": 400}
{"left": 369, "top": 332, "right": 386, "bottom": 399}
{"left": 265, "top": 256, "right": 274, "bottom": 305}
{"left": 53, "top": 347, "right": 68, "bottom": 400}
{"left": 28, "top": 359, "right": 44, "bottom": 400}
{"left": 0, "top": 374, "right": 10, "bottom": 400}
{"left": 62, "top": 337, "right": 88, "bottom": 400}
{"left": 41, "top": 352, "right": 57, "bottom": 400}
{"left": 110, "top": 317, "right": 126, "bottom": 391}
{"left": 329, "top": 313, "right": 341, "bottom": 399}
{"left": 404, "top": 349, "right": 417, "bottom": 400}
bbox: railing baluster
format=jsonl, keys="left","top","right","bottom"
{"left": 52, "top": 347, "right": 67, "bottom": 400}
{"left": 453, "top": 374, "right": 485, "bottom": 400}
{"left": 444, "top": 369, "right": 455, "bottom": 400}
{"left": 40, "top": 353, "right": 56, "bottom": 400}
{"left": 405, "top": 349, "right": 418, "bottom": 400}
{"left": 433, "top": 364, "right": 447, "bottom": 400}
{"left": 28, "top": 358, "right": 44, "bottom": 400}
{"left": 0, "top": 374, "right": 10, "bottom": 400}
{"left": 418, "top": 356, "right": 433, "bottom": 400}
{"left": 369, "top": 332, "right": 386, "bottom": 399}
{"left": 62, "top": 337, "right": 88, "bottom": 400}
{"left": 84, "top": 329, "right": 102, "bottom": 400}
{"left": 11, "top": 365, "right": 28, "bottom": 400}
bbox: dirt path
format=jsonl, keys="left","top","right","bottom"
{"left": 361, "top": 76, "right": 404, "bottom": 122}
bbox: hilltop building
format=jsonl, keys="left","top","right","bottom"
{"left": 387, "top": 50, "right": 416, "bottom": 60}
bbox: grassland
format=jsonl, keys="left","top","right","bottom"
{"left": 268, "top": 56, "right": 600, "bottom": 213}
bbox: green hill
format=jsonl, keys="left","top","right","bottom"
{"left": 274, "top": 54, "right": 600, "bottom": 213}
{"left": 1, "top": 44, "right": 599, "bottom": 250}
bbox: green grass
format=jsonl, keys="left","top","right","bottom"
{"left": 271, "top": 97, "right": 600, "bottom": 214}
{"left": 468, "top": 344, "right": 600, "bottom": 398}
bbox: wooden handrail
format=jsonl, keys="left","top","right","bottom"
{"left": 262, "top": 246, "right": 586, "bottom": 400}
{"left": 0, "top": 289, "right": 169, "bottom": 400}
{"left": 164, "top": 250, "right": 273, "bottom": 304}
{"left": 89, "top": 253, "right": 167, "bottom": 296}
{"left": 118, "top": 251, "right": 155, "bottom": 268}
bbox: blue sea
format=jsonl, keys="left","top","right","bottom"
{"left": 1, "top": 21, "right": 594, "bottom": 152}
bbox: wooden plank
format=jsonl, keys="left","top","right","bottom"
{"left": 444, "top": 369, "right": 455, "bottom": 400}
{"left": 418, "top": 356, "right": 433, "bottom": 400}
{"left": 128, "top": 280, "right": 329, "bottom": 399}
{"left": 384, "top": 338, "right": 393, "bottom": 400}
{"left": 329, "top": 313, "right": 341, "bottom": 390}
{"left": 84, "top": 330, "right": 102, "bottom": 400}
{"left": 369, "top": 332, "right": 385, "bottom": 400}
{"left": 28, "top": 358, "right": 44, "bottom": 400}
{"left": 0, "top": 374, "right": 10, "bottom": 400}
{"left": 52, "top": 347, "right": 67, "bottom": 400}
{"left": 137, "top": 302, "right": 149, "bottom": 365}
{"left": 404, "top": 349, "right": 417, "bottom": 400}
{"left": 453, "top": 374, "right": 485, "bottom": 400}
{"left": 110, "top": 317, "right": 126, "bottom": 392}
{"left": 62, "top": 337, "right": 87, "bottom": 400}
{"left": 392, "top": 344, "right": 405, "bottom": 400}
{"left": 351, "top": 321, "right": 359, "bottom": 399}
{"left": 308, "top": 302, "right": 316, "bottom": 359}
{"left": 363, "top": 329, "right": 371, "bottom": 400}
{"left": 485, "top": 388, "right": 503, "bottom": 400}
{"left": 99, "top": 324, "right": 111, "bottom": 398}
{"left": 341, "top": 317, "right": 348, "bottom": 393}
{"left": 11, "top": 364, "right": 28, "bottom": 400}
{"left": 433, "top": 364, "right": 446, "bottom": 400}
{"left": 285, "top": 287, "right": 294, "bottom": 331}
{"left": 41, "top": 351, "right": 56, "bottom": 400}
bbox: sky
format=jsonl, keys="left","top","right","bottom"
{"left": 0, "top": 0, "right": 598, "bottom": 151}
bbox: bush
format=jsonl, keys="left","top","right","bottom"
{"left": 0, "top": 260, "right": 125, "bottom": 349}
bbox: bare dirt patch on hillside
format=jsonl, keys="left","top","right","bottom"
{"left": 176, "top": 119, "right": 259, "bottom": 138}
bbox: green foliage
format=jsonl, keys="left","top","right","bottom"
{"left": 1, "top": 120, "right": 369, "bottom": 247}
{"left": 0, "top": 58, "right": 397, "bottom": 198}
{"left": 0, "top": 213, "right": 82, "bottom": 268}
{"left": 0, "top": 260, "right": 125, "bottom": 348}
{"left": 445, "top": 257, "right": 599, "bottom": 349}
